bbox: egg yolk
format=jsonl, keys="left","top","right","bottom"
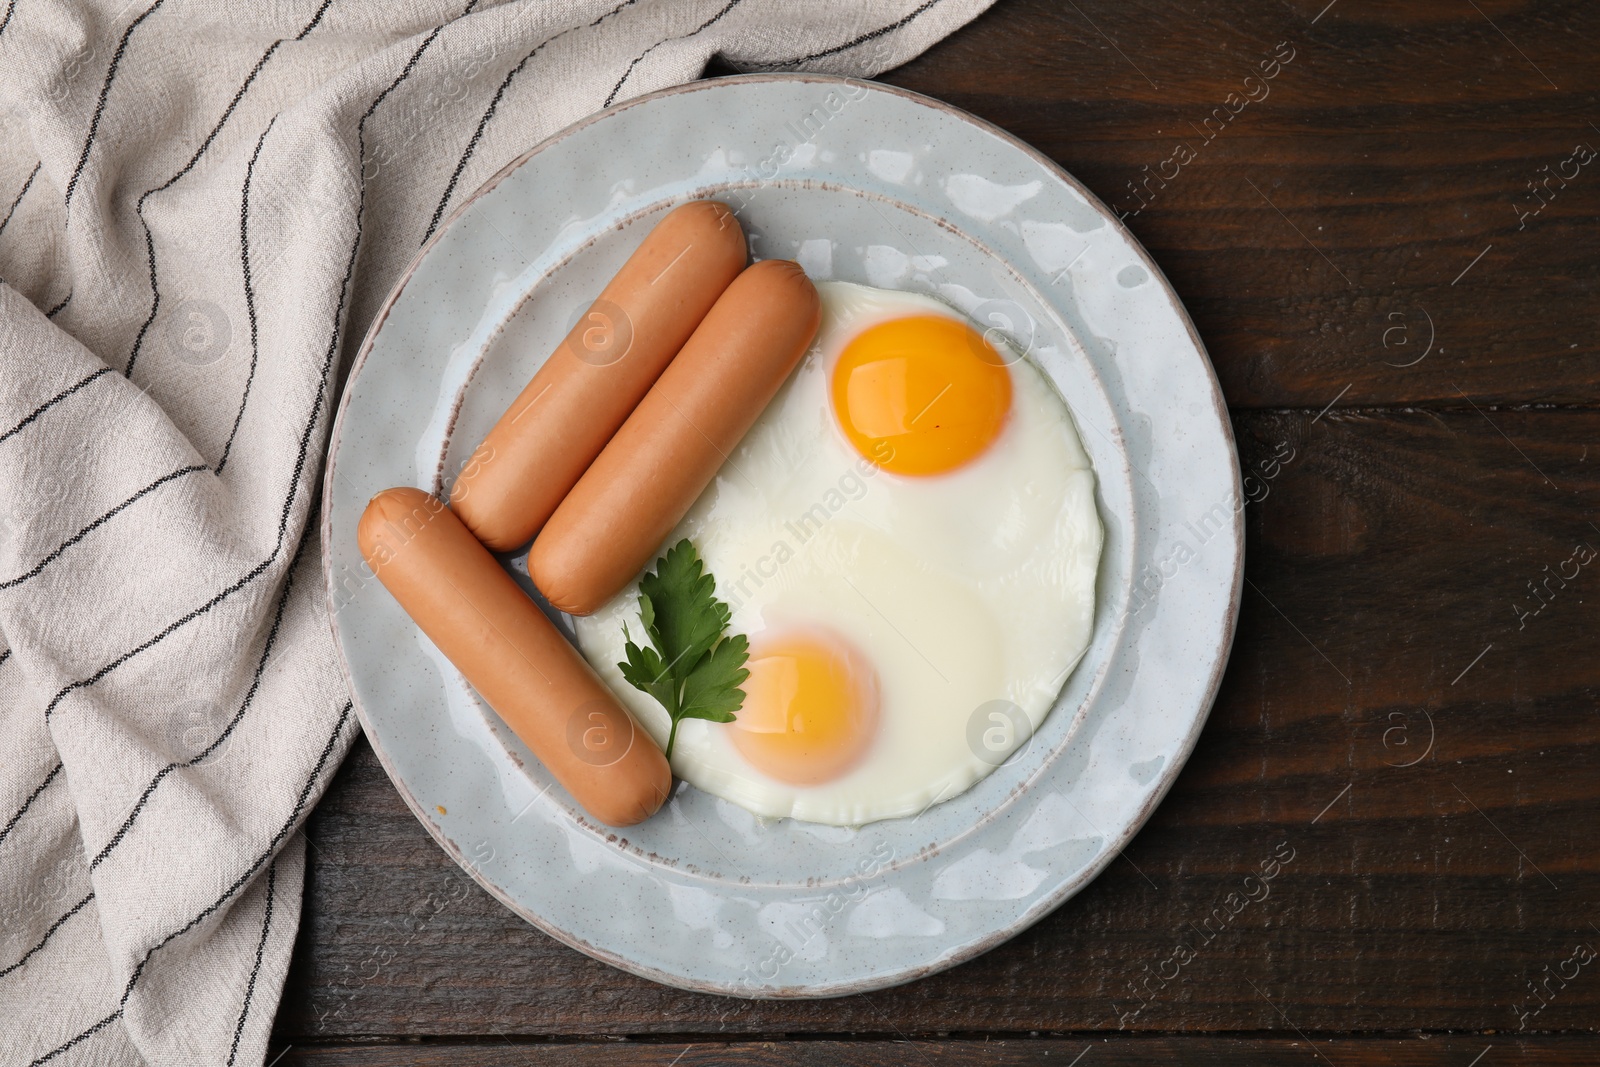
{"left": 730, "top": 629, "right": 880, "bottom": 786}
{"left": 830, "top": 314, "right": 1013, "bottom": 476}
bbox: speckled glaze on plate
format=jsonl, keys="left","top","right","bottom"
{"left": 321, "top": 74, "right": 1242, "bottom": 998}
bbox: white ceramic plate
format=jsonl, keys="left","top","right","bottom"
{"left": 322, "top": 74, "right": 1241, "bottom": 997}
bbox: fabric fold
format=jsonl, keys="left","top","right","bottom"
{"left": 0, "top": 1, "right": 992, "bottom": 1062}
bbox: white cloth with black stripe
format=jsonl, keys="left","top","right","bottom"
{"left": 0, "top": 0, "right": 990, "bottom": 1063}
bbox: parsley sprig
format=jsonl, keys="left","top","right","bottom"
{"left": 618, "top": 539, "right": 749, "bottom": 761}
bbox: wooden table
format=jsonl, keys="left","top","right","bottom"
{"left": 273, "top": 0, "right": 1600, "bottom": 1061}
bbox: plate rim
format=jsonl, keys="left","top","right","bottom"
{"left": 321, "top": 71, "right": 1243, "bottom": 999}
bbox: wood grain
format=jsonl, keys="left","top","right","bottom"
{"left": 877, "top": 0, "right": 1600, "bottom": 410}
{"left": 277, "top": 1037, "right": 1594, "bottom": 1065}
{"left": 276, "top": 410, "right": 1600, "bottom": 1040}
{"left": 277, "top": 0, "right": 1600, "bottom": 1055}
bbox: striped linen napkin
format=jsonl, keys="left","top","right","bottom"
{"left": 0, "top": 0, "right": 991, "bottom": 1062}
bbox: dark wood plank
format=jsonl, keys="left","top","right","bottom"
{"left": 276, "top": 409, "right": 1600, "bottom": 1039}
{"left": 275, "top": 0, "right": 1600, "bottom": 1044}
{"left": 277, "top": 1036, "right": 1597, "bottom": 1066}
{"left": 877, "top": 0, "right": 1600, "bottom": 409}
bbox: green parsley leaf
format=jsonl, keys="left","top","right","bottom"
{"left": 617, "top": 625, "right": 676, "bottom": 716}
{"left": 616, "top": 539, "right": 749, "bottom": 760}
{"left": 679, "top": 632, "right": 750, "bottom": 723}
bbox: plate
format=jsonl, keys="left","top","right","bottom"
{"left": 322, "top": 74, "right": 1242, "bottom": 997}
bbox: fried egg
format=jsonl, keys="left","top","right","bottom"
{"left": 572, "top": 280, "right": 1101, "bottom": 825}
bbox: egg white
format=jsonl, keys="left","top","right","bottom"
{"left": 572, "top": 281, "right": 1102, "bottom": 825}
